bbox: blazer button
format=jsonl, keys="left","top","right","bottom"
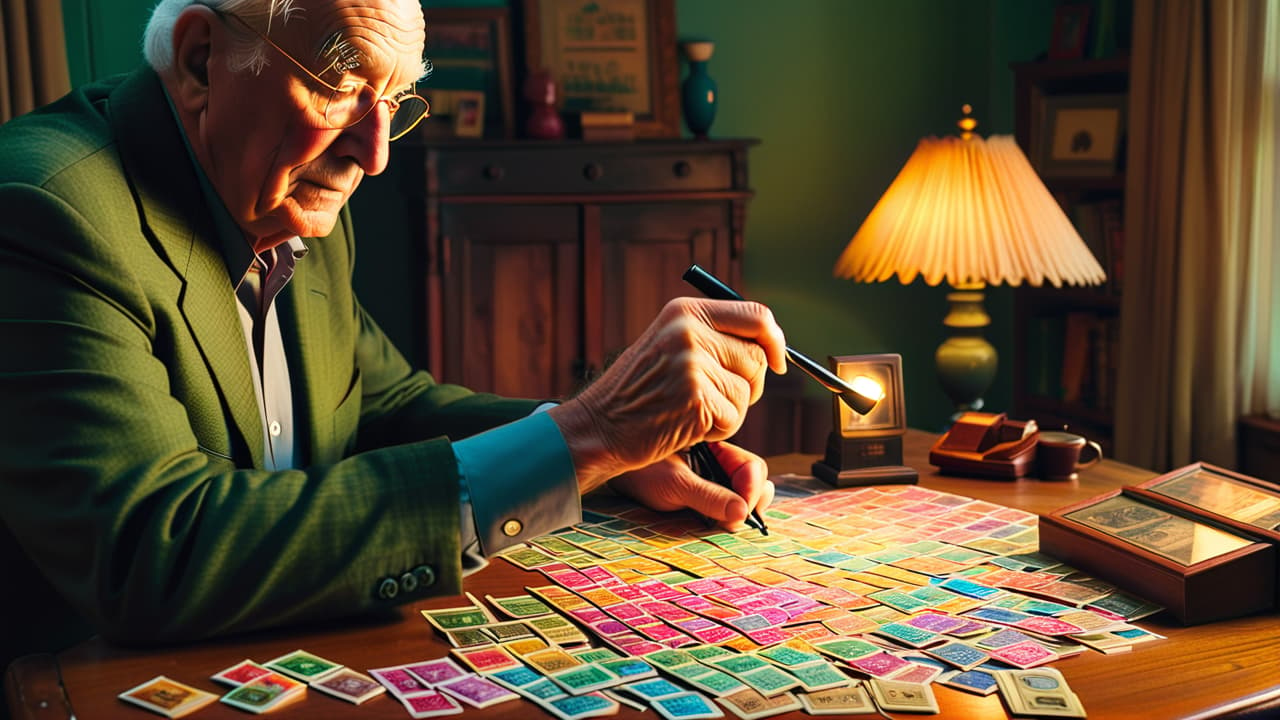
{"left": 377, "top": 577, "right": 398, "bottom": 600}
{"left": 413, "top": 565, "right": 436, "bottom": 588}
{"left": 502, "top": 519, "right": 523, "bottom": 537}
{"left": 400, "top": 571, "right": 419, "bottom": 594}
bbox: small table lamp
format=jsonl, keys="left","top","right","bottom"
{"left": 811, "top": 353, "right": 919, "bottom": 487}
{"left": 834, "top": 106, "right": 1105, "bottom": 417}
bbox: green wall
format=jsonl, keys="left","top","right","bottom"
{"left": 61, "top": 0, "right": 1057, "bottom": 431}
{"left": 676, "top": 0, "right": 998, "bottom": 433}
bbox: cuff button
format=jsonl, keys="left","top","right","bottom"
{"left": 413, "top": 565, "right": 436, "bottom": 588}
{"left": 502, "top": 519, "right": 523, "bottom": 537}
{"left": 400, "top": 571, "right": 419, "bottom": 593}
{"left": 376, "top": 577, "right": 398, "bottom": 600}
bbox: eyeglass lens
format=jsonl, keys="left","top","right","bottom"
{"left": 324, "top": 86, "right": 429, "bottom": 140}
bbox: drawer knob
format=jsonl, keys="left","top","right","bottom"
{"left": 483, "top": 164, "right": 505, "bottom": 180}
{"left": 673, "top": 161, "right": 692, "bottom": 177}
{"left": 583, "top": 162, "right": 604, "bottom": 181}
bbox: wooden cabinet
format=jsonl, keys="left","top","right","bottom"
{"left": 404, "top": 139, "right": 756, "bottom": 399}
{"left": 1239, "top": 415, "right": 1280, "bottom": 484}
{"left": 1011, "top": 58, "right": 1129, "bottom": 454}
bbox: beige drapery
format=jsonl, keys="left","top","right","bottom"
{"left": 1116, "top": 0, "right": 1280, "bottom": 470}
{"left": 1, "top": 0, "right": 70, "bottom": 123}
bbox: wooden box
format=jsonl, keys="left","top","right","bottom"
{"left": 1039, "top": 487, "right": 1276, "bottom": 625}
{"left": 1128, "top": 462, "right": 1280, "bottom": 541}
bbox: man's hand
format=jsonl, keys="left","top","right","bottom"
{"left": 549, "top": 297, "right": 786, "bottom": 491}
{"left": 607, "top": 442, "right": 776, "bottom": 532}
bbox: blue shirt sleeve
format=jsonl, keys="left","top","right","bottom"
{"left": 453, "top": 405, "right": 579, "bottom": 574}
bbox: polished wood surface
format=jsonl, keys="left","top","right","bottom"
{"left": 8, "top": 429, "right": 1280, "bottom": 719}
{"left": 406, "top": 139, "right": 755, "bottom": 397}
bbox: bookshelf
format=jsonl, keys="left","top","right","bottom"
{"left": 1011, "top": 57, "right": 1130, "bottom": 454}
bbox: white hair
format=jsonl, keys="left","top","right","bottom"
{"left": 143, "top": 0, "right": 302, "bottom": 75}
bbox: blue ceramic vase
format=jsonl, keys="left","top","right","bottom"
{"left": 681, "top": 41, "right": 717, "bottom": 139}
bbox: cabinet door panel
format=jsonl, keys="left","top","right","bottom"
{"left": 441, "top": 204, "right": 581, "bottom": 398}
{"left": 598, "top": 202, "right": 732, "bottom": 357}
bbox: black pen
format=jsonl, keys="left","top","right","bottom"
{"left": 689, "top": 441, "right": 769, "bottom": 536}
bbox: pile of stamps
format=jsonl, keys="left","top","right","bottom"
{"left": 118, "top": 649, "right": 385, "bottom": 716}
{"left": 116, "top": 483, "right": 1163, "bottom": 718}
{"left": 468, "top": 482, "right": 1167, "bottom": 717}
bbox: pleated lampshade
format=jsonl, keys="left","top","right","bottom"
{"left": 834, "top": 133, "right": 1105, "bottom": 288}
{"left": 834, "top": 111, "right": 1107, "bottom": 418}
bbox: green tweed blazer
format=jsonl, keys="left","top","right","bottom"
{"left": 0, "top": 67, "right": 550, "bottom": 666}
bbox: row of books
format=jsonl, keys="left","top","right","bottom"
{"left": 1024, "top": 311, "right": 1119, "bottom": 412}
{"left": 1058, "top": 195, "right": 1124, "bottom": 295}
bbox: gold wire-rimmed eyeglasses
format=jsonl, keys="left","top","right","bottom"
{"left": 213, "top": 9, "right": 431, "bottom": 141}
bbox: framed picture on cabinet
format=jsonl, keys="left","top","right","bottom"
{"left": 452, "top": 91, "right": 486, "bottom": 138}
{"left": 1038, "top": 93, "right": 1126, "bottom": 177}
{"left": 1048, "top": 3, "right": 1091, "bottom": 60}
{"left": 520, "top": 0, "right": 679, "bottom": 138}
{"left": 421, "top": 7, "right": 516, "bottom": 139}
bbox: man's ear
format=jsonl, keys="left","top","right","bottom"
{"left": 168, "top": 7, "right": 217, "bottom": 113}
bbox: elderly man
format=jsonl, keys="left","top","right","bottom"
{"left": 0, "top": 0, "right": 784, "bottom": 673}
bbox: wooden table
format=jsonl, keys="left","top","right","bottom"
{"left": 7, "top": 430, "right": 1280, "bottom": 719}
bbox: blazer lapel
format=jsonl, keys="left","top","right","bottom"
{"left": 280, "top": 252, "right": 329, "bottom": 465}
{"left": 110, "top": 69, "right": 264, "bottom": 467}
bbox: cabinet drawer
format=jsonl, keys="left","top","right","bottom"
{"left": 433, "top": 146, "right": 736, "bottom": 195}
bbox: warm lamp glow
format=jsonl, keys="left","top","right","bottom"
{"left": 834, "top": 134, "right": 1105, "bottom": 288}
{"left": 850, "top": 375, "right": 886, "bottom": 402}
{"left": 835, "top": 110, "right": 1107, "bottom": 416}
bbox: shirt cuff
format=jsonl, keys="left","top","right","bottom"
{"left": 454, "top": 409, "right": 580, "bottom": 561}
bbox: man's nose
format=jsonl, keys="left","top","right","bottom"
{"left": 338, "top": 103, "right": 390, "bottom": 176}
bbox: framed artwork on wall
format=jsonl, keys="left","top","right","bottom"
{"left": 421, "top": 7, "right": 516, "bottom": 139}
{"left": 520, "top": 0, "right": 679, "bottom": 138}
{"left": 1038, "top": 93, "right": 1126, "bottom": 177}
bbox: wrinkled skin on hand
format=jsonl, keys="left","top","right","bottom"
{"left": 607, "top": 441, "right": 776, "bottom": 532}
{"left": 549, "top": 296, "right": 787, "bottom": 529}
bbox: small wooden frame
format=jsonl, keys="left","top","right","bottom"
{"left": 422, "top": 7, "right": 516, "bottom": 139}
{"left": 1048, "top": 3, "right": 1091, "bottom": 60}
{"left": 452, "top": 90, "right": 486, "bottom": 138}
{"left": 1129, "top": 462, "right": 1280, "bottom": 539}
{"left": 1038, "top": 93, "right": 1126, "bottom": 178}
{"left": 1040, "top": 488, "right": 1276, "bottom": 625}
{"left": 1128, "top": 462, "right": 1280, "bottom": 606}
{"left": 521, "top": 0, "right": 679, "bottom": 138}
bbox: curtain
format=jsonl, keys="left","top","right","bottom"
{"left": 0, "top": 0, "right": 71, "bottom": 123}
{"left": 1115, "top": 0, "right": 1280, "bottom": 470}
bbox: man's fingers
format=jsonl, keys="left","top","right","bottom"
{"left": 699, "top": 362, "right": 752, "bottom": 441}
{"left": 708, "top": 442, "right": 774, "bottom": 527}
{"left": 694, "top": 299, "right": 788, "bottom": 375}
{"left": 702, "top": 333, "right": 769, "bottom": 406}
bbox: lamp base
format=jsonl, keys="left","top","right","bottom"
{"left": 937, "top": 285, "right": 997, "bottom": 416}
{"left": 812, "top": 460, "right": 919, "bottom": 487}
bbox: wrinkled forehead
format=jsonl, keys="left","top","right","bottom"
{"left": 292, "top": 0, "right": 426, "bottom": 85}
